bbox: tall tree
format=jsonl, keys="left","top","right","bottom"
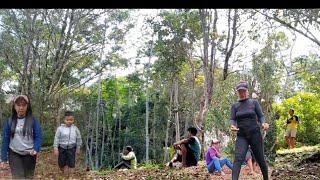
{"left": 255, "top": 9, "right": 320, "bottom": 47}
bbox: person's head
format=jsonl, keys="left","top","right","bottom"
{"left": 236, "top": 80, "right": 249, "bottom": 100}
{"left": 126, "top": 146, "right": 133, "bottom": 152}
{"left": 187, "top": 127, "right": 198, "bottom": 137}
{"left": 11, "top": 94, "right": 33, "bottom": 138}
{"left": 211, "top": 139, "right": 221, "bottom": 148}
{"left": 289, "top": 109, "right": 294, "bottom": 116}
{"left": 13, "top": 94, "right": 30, "bottom": 118}
{"left": 64, "top": 111, "right": 75, "bottom": 126}
{"left": 124, "top": 146, "right": 133, "bottom": 154}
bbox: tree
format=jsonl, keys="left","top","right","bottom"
{"left": 0, "top": 9, "right": 134, "bottom": 146}
{"left": 148, "top": 9, "right": 201, "bottom": 161}
{"left": 255, "top": 9, "right": 320, "bottom": 47}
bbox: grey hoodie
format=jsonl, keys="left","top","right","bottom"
{"left": 53, "top": 124, "right": 82, "bottom": 149}
{"left": 9, "top": 118, "right": 34, "bottom": 155}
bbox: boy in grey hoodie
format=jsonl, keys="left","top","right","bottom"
{"left": 53, "top": 111, "right": 82, "bottom": 174}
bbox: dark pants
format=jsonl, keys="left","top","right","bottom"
{"left": 176, "top": 144, "right": 197, "bottom": 166}
{"left": 58, "top": 146, "right": 76, "bottom": 168}
{"left": 9, "top": 149, "right": 37, "bottom": 179}
{"left": 232, "top": 128, "right": 269, "bottom": 180}
{"left": 114, "top": 159, "right": 131, "bottom": 169}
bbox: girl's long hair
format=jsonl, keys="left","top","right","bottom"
{"left": 10, "top": 95, "right": 34, "bottom": 139}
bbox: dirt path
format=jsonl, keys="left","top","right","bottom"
{"left": 90, "top": 161, "right": 272, "bottom": 180}
{"left": 0, "top": 149, "right": 87, "bottom": 180}
{"left": 1, "top": 150, "right": 272, "bottom": 179}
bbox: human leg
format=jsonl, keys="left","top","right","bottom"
{"left": 207, "top": 157, "right": 220, "bottom": 173}
{"left": 23, "top": 154, "right": 37, "bottom": 179}
{"left": 285, "top": 128, "right": 292, "bottom": 149}
{"left": 63, "top": 147, "right": 76, "bottom": 176}
{"left": 232, "top": 136, "right": 249, "bottom": 180}
{"left": 247, "top": 158, "right": 256, "bottom": 175}
{"left": 220, "top": 157, "right": 233, "bottom": 170}
{"left": 249, "top": 131, "right": 269, "bottom": 180}
{"left": 180, "top": 144, "right": 188, "bottom": 167}
{"left": 58, "top": 147, "right": 68, "bottom": 174}
{"left": 185, "top": 145, "right": 197, "bottom": 167}
{"left": 9, "top": 150, "right": 25, "bottom": 179}
{"left": 290, "top": 128, "right": 297, "bottom": 148}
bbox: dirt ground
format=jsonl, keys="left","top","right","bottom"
{"left": 1, "top": 147, "right": 319, "bottom": 179}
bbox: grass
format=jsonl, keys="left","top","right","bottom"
{"left": 276, "top": 144, "right": 320, "bottom": 155}
{"left": 138, "top": 162, "right": 165, "bottom": 169}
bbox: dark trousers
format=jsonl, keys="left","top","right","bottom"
{"left": 58, "top": 146, "right": 76, "bottom": 168}
{"left": 176, "top": 144, "right": 197, "bottom": 166}
{"left": 9, "top": 149, "right": 37, "bottom": 179}
{"left": 232, "top": 129, "right": 269, "bottom": 180}
{"left": 114, "top": 159, "right": 131, "bottom": 169}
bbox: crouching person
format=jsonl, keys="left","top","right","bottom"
{"left": 206, "top": 139, "right": 233, "bottom": 176}
{"left": 114, "top": 146, "right": 137, "bottom": 170}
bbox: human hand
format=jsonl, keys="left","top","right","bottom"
{"left": 262, "top": 123, "right": 269, "bottom": 131}
{"left": 231, "top": 125, "right": 239, "bottom": 131}
{"left": 30, "top": 149, "right": 38, "bottom": 156}
{"left": 173, "top": 143, "right": 179, "bottom": 149}
{"left": 54, "top": 149, "right": 59, "bottom": 156}
{"left": 0, "top": 162, "right": 7, "bottom": 169}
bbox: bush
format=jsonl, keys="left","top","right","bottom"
{"left": 273, "top": 92, "right": 320, "bottom": 148}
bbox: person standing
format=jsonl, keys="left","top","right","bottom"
{"left": 285, "top": 109, "right": 299, "bottom": 149}
{"left": 0, "top": 94, "right": 43, "bottom": 179}
{"left": 230, "top": 81, "right": 269, "bottom": 180}
{"left": 53, "top": 111, "right": 82, "bottom": 175}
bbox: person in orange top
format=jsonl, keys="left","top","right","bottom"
{"left": 285, "top": 109, "right": 299, "bottom": 149}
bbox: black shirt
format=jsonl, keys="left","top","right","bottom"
{"left": 230, "top": 98, "right": 266, "bottom": 131}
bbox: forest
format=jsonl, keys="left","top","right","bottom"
{"left": 0, "top": 9, "right": 319, "bottom": 179}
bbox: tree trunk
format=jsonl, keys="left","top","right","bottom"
{"left": 174, "top": 76, "right": 180, "bottom": 141}
{"left": 197, "top": 9, "right": 218, "bottom": 157}
{"left": 111, "top": 111, "right": 117, "bottom": 166}
{"left": 163, "top": 85, "right": 173, "bottom": 163}
{"left": 152, "top": 92, "right": 157, "bottom": 160}
{"left": 100, "top": 108, "right": 106, "bottom": 167}
{"left": 145, "top": 84, "right": 150, "bottom": 163}
{"left": 94, "top": 80, "right": 101, "bottom": 169}
{"left": 223, "top": 9, "right": 238, "bottom": 80}
{"left": 145, "top": 37, "right": 154, "bottom": 163}
{"left": 86, "top": 111, "right": 93, "bottom": 169}
{"left": 89, "top": 110, "right": 94, "bottom": 169}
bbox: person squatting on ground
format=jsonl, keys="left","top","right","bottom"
{"left": 172, "top": 127, "right": 201, "bottom": 167}
{"left": 114, "top": 146, "right": 137, "bottom": 170}
{"left": 230, "top": 80, "right": 269, "bottom": 180}
{"left": 285, "top": 109, "right": 299, "bottom": 149}
{"left": 1, "top": 94, "right": 43, "bottom": 179}
{"left": 205, "top": 139, "right": 233, "bottom": 176}
{"left": 53, "top": 111, "right": 82, "bottom": 175}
